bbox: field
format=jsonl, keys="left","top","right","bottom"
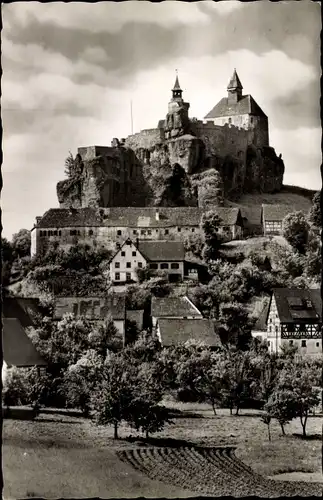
{"left": 2, "top": 403, "right": 322, "bottom": 498}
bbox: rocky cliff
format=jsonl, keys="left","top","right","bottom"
{"left": 57, "top": 118, "right": 285, "bottom": 210}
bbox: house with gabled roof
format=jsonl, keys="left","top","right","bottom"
{"left": 151, "top": 295, "right": 203, "bottom": 328}
{"left": 261, "top": 204, "right": 296, "bottom": 236}
{"left": 265, "top": 288, "right": 322, "bottom": 357}
{"left": 204, "top": 70, "right": 269, "bottom": 148}
{"left": 156, "top": 318, "right": 222, "bottom": 349}
{"left": 109, "top": 238, "right": 185, "bottom": 284}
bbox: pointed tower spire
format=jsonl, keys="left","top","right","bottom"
{"left": 227, "top": 69, "right": 243, "bottom": 103}
{"left": 172, "top": 70, "right": 183, "bottom": 100}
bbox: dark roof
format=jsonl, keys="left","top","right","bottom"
{"left": 152, "top": 296, "right": 202, "bottom": 318}
{"left": 272, "top": 288, "right": 322, "bottom": 323}
{"left": 126, "top": 310, "right": 144, "bottom": 330}
{"left": 53, "top": 295, "right": 126, "bottom": 321}
{"left": 204, "top": 95, "right": 267, "bottom": 120}
{"left": 2, "top": 297, "right": 40, "bottom": 327}
{"left": 253, "top": 301, "right": 270, "bottom": 331}
{"left": 158, "top": 318, "right": 222, "bottom": 347}
{"left": 172, "top": 75, "right": 182, "bottom": 91}
{"left": 35, "top": 207, "right": 244, "bottom": 230}
{"left": 227, "top": 69, "right": 243, "bottom": 90}
{"left": 261, "top": 204, "right": 297, "bottom": 222}
{"left": 3, "top": 319, "right": 47, "bottom": 367}
{"left": 210, "top": 207, "right": 242, "bottom": 226}
{"left": 238, "top": 205, "right": 262, "bottom": 225}
{"left": 36, "top": 207, "right": 203, "bottom": 229}
{"left": 138, "top": 241, "right": 185, "bottom": 262}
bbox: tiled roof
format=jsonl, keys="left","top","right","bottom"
{"left": 261, "top": 204, "right": 297, "bottom": 222}
{"left": 138, "top": 240, "right": 185, "bottom": 262}
{"left": 238, "top": 205, "right": 262, "bottom": 225}
{"left": 36, "top": 208, "right": 103, "bottom": 228}
{"left": 204, "top": 95, "right": 267, "bottom": 119}
{"left": 209, "top": 207, "right": 242, "bottom": 226}
{"left": 158, "top": 318, "right": 222, "bottom": 347}
{"left": 53, "top": 295, "right": 126, "bottom": 321}
{"left": 35, "top": 207, "right": 244, "bottom": 230}
{"left": 151, "top": 295, "right": 202, "bottom": 318}
{"left": 36, "top": 207, "right": 203, "bottom": 229}
{"left": 2, "top": 297, "right": 40, "bottom": 327}
{"left": 227, "top": 70, "right": 243, "bottom": 90}
{"left": 3, "top": 318, "right": 47, "bottom": 367}
{"left": 273, "top": 288, "right": 322, "bottom": 323}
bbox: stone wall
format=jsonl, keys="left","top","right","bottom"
{"left": 193, "top": 121, "right": 249, "bottom": 159}
{"left": 124, "top": 128, "right": 164, "bottom": 150}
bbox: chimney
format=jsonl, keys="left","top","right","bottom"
{"left": 155, "top": 210, "right": 160, "bottom": 221}
{"left": 35, "top": 216, "right": 42, "bottom": 225}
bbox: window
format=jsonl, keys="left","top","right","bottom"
{"left": 270, "top": 318, "right": 272, "bottom": 323}
{"left": 160, "top": 263, "right": 169, "bottom": 269}
{"left": 141, "top": 230, "right": 146, "bottom": 235}
{"left": 267, "top": 341, "right": 270, "bottom": 346}
{"left": 148, "top": 230, "right": 152, "bottom": 235}
{"left": 126, "top": 262, "right": 131, "bottom": 268}
{"left": 269, "top": 326, "right": 272, "bottom": 333}
{"left": 54, "top": 230, "right": 58, "bottom": 236}
{"left": 316, "top": 342, "right": 320, "bottom": 347}
{"left": 223, "top": 226, "right": 230, "bottom": 232}
{"left": 115, "top": 262, "right": 120, "bottom": 268}
{"left": 117, "top": 230, "right": 122, "bottom": 236}
{"left": 301, "top": 340, "right": 307, "bottom": 348}
{"left": 70, "top": 230, "right": 76, "bottom": 236}
{"left": 89, "top": 230, "right": 93, "bottom": 236}
{"left": 165, "top": 229, "right": 169, "bottom": 235}
{"left": 171, "top": 263, "right": 179, "bottom": 269}
{"left": 228, "top": 117, "right": 232, "bottom": 124}
{"left": 40, "top": 231, "right": 43, "bottom": 237}
{"left": 121, "top": 251, "right": 126, "bottom": 257}
{"left": 150, "top": 263, "right": 158, "bottom": 270}
{"left": 126, "top": 272, "right": 131, "bottom": 282}
{"left": 177, "top": 227, "right": 181, "bottom": 232}
{"left": 115, "top": 272, "right": 120, "bottom": 281}
{"left": 138, "top": 262, "right": 143, "bottom": 268}
{"left": 275, "top": 326, "right": 279, "bottom": 333}
{"left": 132, "top": 251, "right": 137, "bottom": 257}
{"left": 192, "top": 228, "right": 195, "bottom": 233}
{"left": 133, "top": 230, "right": 138, "bottom": 235}
{"left": 58, "top": 230, "right": 62, "bottom": 236}
{"left": 289, "top": 340, "right": 293, "bottom": 345}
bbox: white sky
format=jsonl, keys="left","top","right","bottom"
{"left": 1, "top": 0, "right": 321, "bottom": 239}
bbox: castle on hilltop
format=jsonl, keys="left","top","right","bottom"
{"left": 31, "top": 70, "right": 285, "bottom": 256}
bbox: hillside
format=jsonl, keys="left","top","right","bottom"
{"left": 226, "top": 185, "right": 313, "bottom": 211}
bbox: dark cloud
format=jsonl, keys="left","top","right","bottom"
{"left": 4, "top": 1, "right": 320, "bottom": 90}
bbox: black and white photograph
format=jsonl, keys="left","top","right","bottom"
{"left": 1, "top": 0, "right": 322, "bottom": 498}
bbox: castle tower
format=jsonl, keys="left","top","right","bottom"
{"left": 227, "top": 68, "right": 243, "bottom": 104}
{"left": 165, "top": 72, "right": 190, "bottom": 139}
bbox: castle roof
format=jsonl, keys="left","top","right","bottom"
{"left": 227, "top": 69, "right": 243, "bottom": 90}
{"left": 204, "top": 207, "right": 243, "bottom": 226}
{"left": 151, "top": 295, "right": 202, "bottom": 319}
{"left": 261, "top": 204, "right": 297, "bottom": 222}
{"left": 35, "top": 208, "right": 103, "bottom": 228}
{"left": 138, "top": 240, "right": 185, "bottom": 262}
{"left": 172, "top": 75, "right": 182, "bottom": 91}
{"left": 272, "top": 288, "right": 322, "bottom": 324}
{"left": 157, "top": 318, "right": 221, "bottom": 347}
{"left": 204, "top": 95, "right": 267, "bottom": 120}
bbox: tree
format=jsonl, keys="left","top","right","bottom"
{"left": 264, "top": 388, "right": 296, "bottom": 435}
{"left": 198, "top": 168, "right": 223, "bottom": 209}
{"left": 282, "top": 211, "right": 309, "bottom": 254}
{"left": 218, "top": 302, "right": 253, "bottom": 349}
{"left": 88, "top": 316, "right": 123, "bottom": 355}
{"left": 201, "top": 210, "right": 222, "bottom": 262}
{"left": 261, "top": 413, "right": 272, "bottom": 441}
{"left": 11, "top": 229, "right": 31, "bottom": 258}
{"left": 308, "top": 191, "right": 321, "bottom": 228}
